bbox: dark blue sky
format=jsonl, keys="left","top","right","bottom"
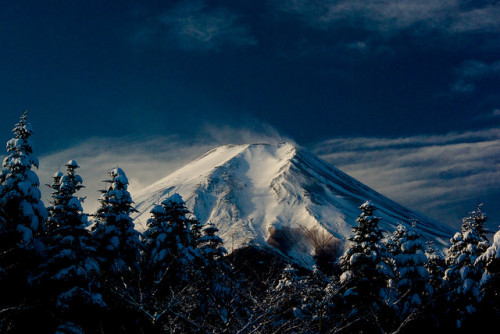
{"left": 1, "top": 0, "right": 499, "bottom": 150}
{"left": 1, "top": 0, "right": 499, "bottom": 228}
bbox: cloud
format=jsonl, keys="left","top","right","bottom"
{"left": 474, "top": 109, "right": 500, "bottom": 121}
{"left": 136, "top": 1, "right": 257, "bottom": 51}
{"left": 451, "top": 80, "right": 476, "bottom": 93}
{"left": 277, "top": 0, "right": 500, "bottom": 36}
{"left": 450, "top": 4, "right": 500, "bottom": 33}
{"left": 313, "top": 128, "right": 500, "bottom": 229}
{"left": 451, "top": 59, "right": 500, "bottom": 94}
{"left": 35, "top": 124, "right": 289, "bottom": 214}
{"left": 456, "top": 60, "right": 500, "bottom": 79}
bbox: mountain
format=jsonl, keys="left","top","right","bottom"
{"left": 133, "top": 142, "right": 454, "bottom": 267}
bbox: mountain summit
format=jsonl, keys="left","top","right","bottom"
{"left": 133, "top": 143, "right": 454, "bottom": 267}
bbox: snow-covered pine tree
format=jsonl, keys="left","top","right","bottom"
{"left": 92, "top": 167, "right": 142, "bottom": 277}
{"left": 385, "top": 224, "right": 406, "bottom": 257}
{"left": 444, "top": 205, "right": 490, "bottom": 329}
{"left": 0, "top": 111, "right": 47, "bottom": 330}
{"left": 299, "top": 266, "right": 336, "bottom": 333}
{"left": 140, "top": 193, "right": 202, "bottom": 330}
{"left": 262, "top": 264, "right": 306, "bottom": 332}
{"left": 196, "top": 222, "right": 232, "bottom": 325}
{"left": 392, "top": 222, "right": 431, "bottom": 321}
{"left": 425, "top": 242, "right": 445, "bottom": 298}
{"left": 91, "top": 167, "right": 142, "bottom": 331}
{"left": 474, "top": 226, "right": 500, "bottom": 328}
{"left": 142, "top": 194, "right": 198, "bottom": 293}
{"left": 38, "top": 160, "right": 105, "bottom": 333}
{"left": 338, "top": 201, "right": 392, "bottom": 332}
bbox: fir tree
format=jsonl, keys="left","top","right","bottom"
{"left": 392, "top": 223, "right": 431, "bottom": 321}
{"left": 196, "top": 222, "right": 232, "bottom": 325}
{"left": 444, "top": 205, "right": 490, "bottom": 329}
{"left": 263, "top": 264, "right": 306, "bottom": 332}
{"left": 300, "top": 266, "right": 336, "bottom": 333}
{"left": 425, "top": 242, "right": 445, "bottom": 299}
{"left": 140, "top": 194, "right": 201, "bottom": 330}
{"left": 385, "top": 224, "right": 407, "bottom": 257}
{"left": 92, "top": 167, "right": 142, "bottom": 279}
{"left": 0, "top": 111, "right": 47, "bottom": 331}
{"left": 91, "top": 167, "right": 143, "bottom": 332}
{"left": 474, "top": 227, "right": 500, "bottom": 329}
{"left": 338, "top": 201, "right": 392, "bottom": 332}
{"left": 38, "top": 160, "right": 105, "bottom": 333}
{"left": 142, "top": 194, "right": 199, "bottom": 293}
{"left": 424, "top": 241, "right": 447, "bottom": 329}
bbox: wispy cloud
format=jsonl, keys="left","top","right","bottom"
{"left": 451, "top": 59, "right": 500, "bottom": 94}
{"left": 456, "top": 60, "right": 500, "bottom": 79}
{"left": 450, "top": 4, "right": 500, "bottom": 33}
{"left": 277, "top": 0, "right": 500, "bottom": 36}
{"left": 474, "top": 109, "right": 500, "bottom": 121}
{"left": 313, "top": 128, "right": 500, "bottom": 228}
{"left": 450, "top": 80, "right": 476, "bottom": 93}
{"left": 135, "top": 1, "right": 257, "bottom": 51}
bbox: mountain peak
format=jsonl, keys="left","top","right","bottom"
{"left": 133, "top": 142, "right": 454, "bottom": 267}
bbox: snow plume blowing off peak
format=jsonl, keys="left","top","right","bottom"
{"left": 133, "top": 142, "right": 454, "bottom": 268}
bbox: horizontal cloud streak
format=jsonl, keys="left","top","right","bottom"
{"left": 278, "top": 0, "right": 500, "bottom": 36}
{"left": 313, "top": 128, "right": 500, "bottom": 229}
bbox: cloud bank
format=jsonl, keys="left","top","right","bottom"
{"left": 313, "top": 128, "right": 500, "bottom": 229}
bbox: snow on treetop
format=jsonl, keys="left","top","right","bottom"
{"left": 163, "top": 193, "right": 184, "bottom": 205}
{"left": 360, "top": 201, "right": 375, "bottom": 211}
{"left": 53, "top": 171, "right": 64, "bottom": 178}
{"left": 14, "top": 112, "right": 33, "bottom": 134}
{"left": 109, "top": 167, "right": 128, "bottom": 185}
{"left": 65, "top": 160, "right": 79, "bottom": 168}
{"left": 110, "top": 167, "right": 126, "bottom": 177}
{"left": 150, "top": 204, "right": 165, "bottom": 215}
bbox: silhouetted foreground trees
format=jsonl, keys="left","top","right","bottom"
{"left": 1, "top": 112, "right": 500, "bottom": 333}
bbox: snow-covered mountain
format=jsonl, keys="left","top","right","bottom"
{"left": 133, "top": 142, "right": 454, "bottom": 267}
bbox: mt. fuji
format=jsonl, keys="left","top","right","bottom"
{"left": 133, "top": 143, "right": 454, "bottom": 267}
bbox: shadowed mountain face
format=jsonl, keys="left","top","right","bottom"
{"left": 133, "top": 142, "right": 455, "bottom": 267}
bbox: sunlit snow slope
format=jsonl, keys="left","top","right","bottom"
{"left": 133, "top": 143, "right": 454, "bottom": 267}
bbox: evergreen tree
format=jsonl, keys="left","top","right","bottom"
{"left": 140, "top": 194, "right": 201, "bottom": 331}
{"left": 0, "top": 111, "right": 47, "bottom": 331}
{"left": 424, "top": 241, "right": 447, "bottom": 330}
{"left": 392, "top": 223, "right": 431, "bottom": 324}
{"left": 300, "top": 266, "right": 336, "bottom": 333}
{"left": 38, "top": 160, "right": 105, "bottom": 333}
{"left": 474, "top": 227, "right": 500, "bottom": 330}
{"left": 142, "top": 194, "right": 198, "bottom": 293}
{"left": 196, "top": 222, "right": 232, "bottom": 324}
{"left": 92, "top": 167, "right": 142, "bottom": 279}
{"left": 338, "top": 201, "right": 392, "bottom": 332}
{"left": 385, "top": 224, "right": 406, "bottom": 257}
{"left": 444, "top": 205, "right": 490, "bottom": 329}
{"left": 262, "top": 264, "right": 306, "bottom": 332}
{"left": 91, "top": 167, "right": 143, "bottom": 332}
{"left": 425, "top": 242, "right": 445, "bottom": 300}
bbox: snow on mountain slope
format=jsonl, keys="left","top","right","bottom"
{"left": 133, "top": 142, "right": 455, "bottom": 267}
